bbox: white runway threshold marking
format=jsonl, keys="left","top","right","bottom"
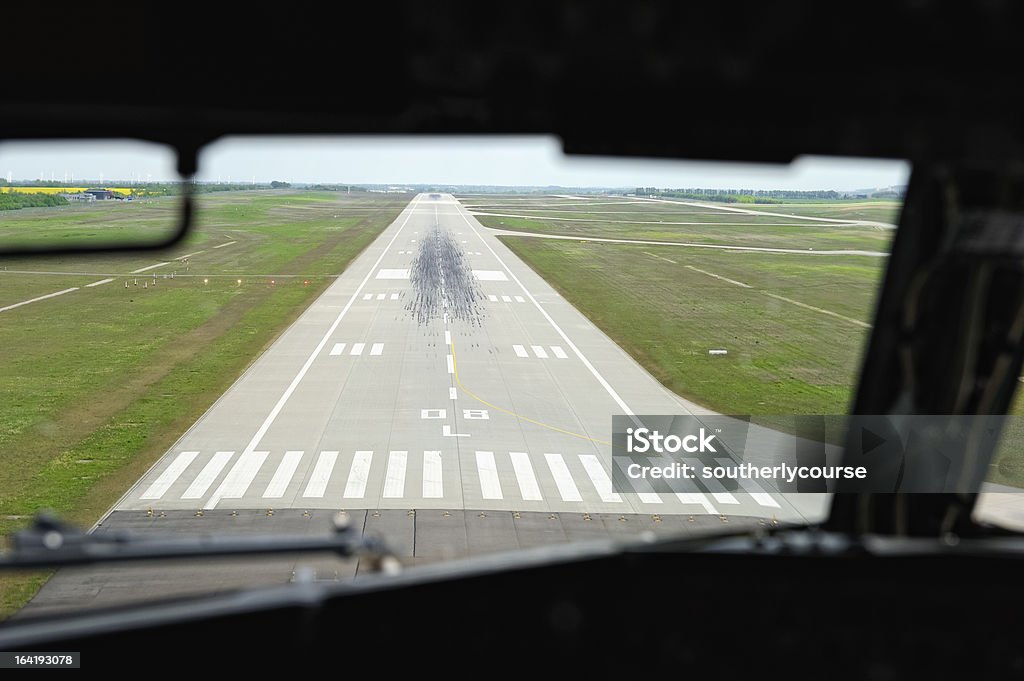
{"left": 344, "top": 451, "right": 373, "bottom": 498}
{"left": 0, "top": 287, "right": 79, "bottom": 313}
{"left": 475, "top": 451, "right": 503, "bottom": 499}
{"left": 551, "top": 346, "right": 568, "bottom": 359}
{"left": 182, "top": 451, "right": 233, "bottom": 500}
{"left": 370, "top": 343, "right": 384, "bottom": 356}
{"left": 512, "top": 344, "right": 529, "bottom": 358}
{"left": 209, "top": 450, "right": 269, "bottom": 501}
{"left": 579, "top": 455, "right": 622, "bottom": 503}
{"left": 264, "top": 451, "right": 304, "bottom": 498}
{"left": 201, "top": 198, "right": 421, "bottom": 510}
{"left": 350, "top": 342, "right": 365, "bottom": 356}
{"left": 383, "top": 451, "right": 408, "bottom": 498}
{"left": 510, "top": 452, "right": 542, "bottom": 501}
{"left": 376, "top": 269, "right": 410, "bottom": 279}
{"left": 329, "top": 343, "right": 345, "bottom": 356}
{"left": 488, "top": 294, "right": 499, "bottom": 302}
{"left": 715, "top": 457, "right": 780, "bottom": 507}
{"left": 531, "top": 345, "right": 548, "bottom": 359}
{"left": 545, "top": 453, "right": 583, "bottom": 502}
{"left": 303, "top": 451, "right": 339, "bottom": 498}
{"left": 423, "top": 450, "right": 444, "bottom": 498}
{"left": 140, "top": 451, "right": 199, "bottom": 500}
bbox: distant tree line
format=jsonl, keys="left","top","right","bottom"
{"left": 0, "top": 192, "right": 68, "bottom": 211}
{"left": 633, "top": 187, "right": 855, "bottom": 203}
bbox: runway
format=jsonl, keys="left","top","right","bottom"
{"left": 108, "top": 194, "right": 812, "bottom": 521}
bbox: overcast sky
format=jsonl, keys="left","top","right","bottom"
{"left": 0, "top": 136, "right": 910, "bottom": 191}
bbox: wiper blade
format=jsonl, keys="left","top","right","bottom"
{"left": 0, "top": 512, "right": 399, "bottom": 573}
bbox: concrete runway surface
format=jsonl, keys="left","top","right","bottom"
{"left": 112, "top": 194, "right": 814, "bottom": 521}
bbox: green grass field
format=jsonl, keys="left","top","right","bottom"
{"left": 499, "top": 238, "right": 882, "bottom": 416}
{"left": 0, "top": 190, "right": 408, "bottom": 618}
{"left": 467, "top": 196, "right": 896, "bottom": 252}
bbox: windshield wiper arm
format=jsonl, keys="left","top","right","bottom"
{"left": 0, "top": 512, "right": 399, "bottom": 573}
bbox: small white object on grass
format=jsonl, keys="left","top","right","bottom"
{"left": 708, "top": 349, "right": 728, "bottom": 356}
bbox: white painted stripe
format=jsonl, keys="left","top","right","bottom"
{"left": 264, "top": 450, "right": 304, "bottom": 498}
{"left": 509, "top": 452, "right": 543, "bottom": 501}
{"left": 513, "top": 344, "right": 529, "bottom": 358}
{"left": 209, "top": 196, "right": 420, "bottom": 510}
{"left": 182, "top": 451, "right": 233, "bottom": 499}
{"left": 579, "top": 455, "right": 622, "bottom": 503}
{"left": 370, "top": 343, "right": 384, "bottom": 356}
{"left": 475, "top": 451, "right": 503, "bottom": 499}
{"left": 472, "top": 270, "right": 508, "bottom": 281}
{"left": 350, "top": 342, "right": 365, "bottom": 356}
{"left": 376, "top": 293, "right": 386, "bottom": 300}
{"left": 212, "top": 240, "right": 237, "bottom": 249}
{"left": 447, "top": 355, "right": 454, "bottom": 373}
{"left": 363, "top": 293, "right": 373, "bottom": 300}
{"left": 551, "top": 346, "right": 568, "bottom": 359}
{"left": 376, "top": 269, "right": 410, "bottom": 279}
{"left": 423, "top": 450, "right": 444, "bottom": 498}
{"left": 383, "top": 451, "right": 408, "bottom": 498}
{"left": 444, "top": 330, "right": 452, "bottom": 344}
{"left": 343, "top": 451, "right": 373, "bottom": 498}
{"left": 209, "top": 451, "right": 269, "bottom": 501}
{"left": 130, "top": 262, "right": 169, "bottom": 274}
{"left": 85, "top": 278, "right": 114, "bottom": 288}
{"left": 501, "top": 295, "right": 512, "bottom": 302}
{"left": 0, "top": 287, "right": 79, "bottom": 313}
{"left": 329, "top": 343, "right": 345, "bottom": 356}
{"left": 613, "top": 459, "right": 662, "bottom": 503}
{"left": 456, "top": 204, "right": 636, "bottom": 418}
{"left": 684, "top": 461, "right": 739, "bottom": 504}
{"left": 674, "top": 491, "right": 718, "bottom": 514}
{"left": 175, "top": 250, "right": 204, "bottom": 260}
{"left": 714, "top": 458, "right": 780, "bottom": 507}
{"left": 545, "top": 453, "right": 582, "bottom": 502}
{"left": 303, "top": 451, "right": 339, "bottom": 498}
{"left": 449, "top": 387, "right": 458, "bottom": 400}
{"left": 514, "top": 295, "right": 525, "bottom": 303}
{"left": 488, "top": 294, "right": 499, "bottom": 302}
{"left": 531, "top": 345, "right": 549, "bottom": 359}
{"left": 140, "top": 451, "right": 199, "bottom": 500}
{"left": 390, "top": 293, "right": 399, "bottom": 300}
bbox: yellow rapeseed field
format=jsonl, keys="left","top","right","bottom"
{"left": 0, "top": 187, "right": 134, "bottom": 195}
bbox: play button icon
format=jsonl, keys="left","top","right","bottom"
{"left": 860, "top": 426, "right": 886, "bottom": 455}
